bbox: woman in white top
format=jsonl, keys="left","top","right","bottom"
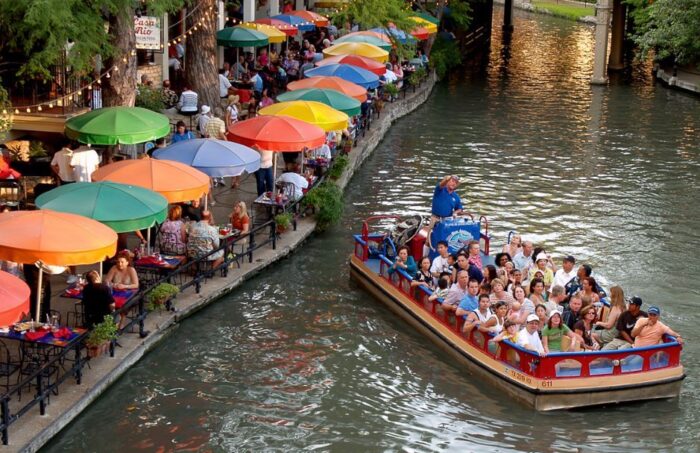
{"left": 502, "top": 234, "right": 522, "bottom": 259}
{"left": 254, "top": 146, "right": 274, "bottom": 196}
{"left": 483, "top": 301, "right": 508, "bottom": 334}
{"left": 225, "top": 94, "right": 240, "bottom": 128}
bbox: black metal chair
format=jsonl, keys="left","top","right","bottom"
{"left": 0, "top": 179, "right": 23, "bottom": 210}
{"left": 0, "top": 341, "right": 20, "bottom": 394}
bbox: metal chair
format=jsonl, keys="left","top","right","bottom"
{"left": 0, "top": 179, "right": 23, "bottom": 209}
{"left": 0, "top": 341, "right": 20, "bottom": 394}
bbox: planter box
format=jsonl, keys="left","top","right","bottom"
{"left": 87, "top": 341, "right": 110, "bottom": 358}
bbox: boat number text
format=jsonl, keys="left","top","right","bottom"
{"left": 541, "top": 380, "right": 553, "bottom": 388}
{"left": 505, "top": 367, "right": 532, "bottom": 385}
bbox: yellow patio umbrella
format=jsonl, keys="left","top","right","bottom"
{"left": 410, "top": 16, "right": 438, "bottom": 34}
{"left": 259, "top": 101, "right": 349, "bottom": 132}
{"left": 241, "top": 22, "right": 287, "bottom": 44}
{"left": 323, "top": 42, "right": 389, "bottom": 63}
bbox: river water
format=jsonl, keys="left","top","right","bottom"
{"left": 46, "top": 8, "right": 700, "bottom": 453}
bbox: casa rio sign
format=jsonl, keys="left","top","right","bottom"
{"left": 134, "top": 16, "right": 162, "bottom": 50}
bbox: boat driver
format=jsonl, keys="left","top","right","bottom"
{"left": 431, "top": 175, "right": 464, "bottom": 220}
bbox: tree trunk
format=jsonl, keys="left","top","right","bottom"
{"left": 185, "top": 0, "right": 220, "bottom": 115}
{"left": 103, "top": 9, "right": 137, "bottom": 107}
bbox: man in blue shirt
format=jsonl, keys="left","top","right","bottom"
{"left": 250, "top": 68, "right": 264, "bottom": 94}
{"left": 431, "top": 175, "right": 463, "bottom": 218}
{"left": 456, "top": 278, "right": 480, "bottom": 317}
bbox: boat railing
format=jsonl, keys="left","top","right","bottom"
{"left": 358, "top": 237, "right": 683, "bottom": 382}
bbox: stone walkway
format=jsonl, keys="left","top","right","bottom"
{"left": 8, "top": 73, "right": 437, "bottom": 453}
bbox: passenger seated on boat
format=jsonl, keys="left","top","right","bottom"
{"left": 443, "top": 270, "right": 470, "bottom": 312}
{"left": 517, "top": 314, "right": 546, "bottom": 356}
{"left": 502, "top": 234, "right": 522, "bottom": 258}
{"left": 452, "top": 254, "right": 470, "bottom": 282}
{"left": 428, "top": 275, "right": 450, "bottom": 302}
{"left": 565, "top": 264, "right": 593, "bottom": 299}
{"left": 574, "top": 305, "right": 600, "bottom": 350}
{"left": 494, "top": 252, "right": 512, "bottom": 273}
{"left": 483, "top": 301, "right": 508, "bottom": 334}
{"left": 489, "top": 278, "right": 515, "bottom": 306}
{"left": 466, "top": 240, "right": 483, "bottom": 270}
{"left": 430, "top": 241, "right": 451, "bottom": 278}
{"left": 511, "top": 285, "right": 535, "bottom": 325}
{"left": 535, "top": 304, "right": 548, "bottom": 333}
{"left": 492, "top": 319, "right": 519, "bottom": 344}
{"left": 513, "top": 240, "right": 534, "bottom": 273}
{"left": 579, "top": 276, "right": 601, "bottom": 304}
{"left": 593, "top": 285, "right": 625, "bottom": 347}
{"left": 528, "top": 278, "right": 547, "bottom": 307}
{"left": 412, "top": 256, "right": 435, "bottom": 289}
{"left": 631, "top": 305, "right": 683, "bottom": 347}
{"left": 431, "top": 175, "right": 463, "bottom": 219}
{"left": 506, "top": 268, "right": 523, "bottom": 292}
{"left": 483, "top": 265, "right": 498, "bottom": 285}
{"left": 388, "top": 246, "right": 417, "bottom": 276}
{"left": 562, "top": 294, "right": 584, "bottom": 330}
{"left": 496, "top": 268, "right": 509, "bottom": 289}
{"left": 479, "top": 282, "right": 491, "bottom": 297}
{"left": 547, "top": 285, "right": 567, "bottom": 313}
{"left": 528, "top": 252, "right": 555, "bottom": 290}
{"left": 602, "top": 296, "right": 646, "bottom": 351}
{"left": 508, "top": 301, "right": 522, "bottom": 327}
{"left": 542, "top": 310, "right": 579, "bottom": 354}
{"left": 455, "top": 278, "right": 480, "bottom": 316}
{"left": 463, "top": 294, "right": 494, "bottom": 335}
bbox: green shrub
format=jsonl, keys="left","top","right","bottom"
{"left": 303, "top": 181, "right": 344, "bottom": 231}
{"left": 384, "top": 83, "right": 400, "bottom": 98}
{"left": 136, "top": 85, "right": 165, "bottom": 112}
{"left": 86, "top": 315, "right": 118, "bottom": 347}
{"left": 429, "top": 36, "right": 463, "bottom": 79}
{"left": 145, "top": 283, "right": 180, "bottom": 311}
{"left": 327, "top": 154, "right": 349, "bottom": 179}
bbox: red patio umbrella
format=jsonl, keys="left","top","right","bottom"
{"left": 288, "top": 10, "right": 329, "bottom": 27}
{"left": 315, "top": 54, "right": 387, "bottom": 76}
{"left": 411, "top": 27, "right": 431, "bottom": 41}
{"left": 227, "top": 116, "right": 326, "bottom": 151}
{"left": 0, "top": 270, "right": 31, "bottom": 327}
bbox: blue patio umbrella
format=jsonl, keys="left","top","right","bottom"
{"left": 272, "top": 14, "right": 316, "bottom": 32}
{"left": 305, "top": 64, "right": 380, "bottom": 89}
{"left": 370, "top": 27, "right": 416, "bottom": 44}
{"left": 153, "top": 139, "right": 261, "bottom": 178}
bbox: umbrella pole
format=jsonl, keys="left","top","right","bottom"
{"left": 147, "top": 228, "right": 151, "bottom": 255}
{"left": 36, "top": 268, "right": 43, "bottom": 323}
{"left": 100, "top": 261, "right": 103, "bottom": 279}
{"left": 272, "top": 153, "right": 278, "bottom": 198}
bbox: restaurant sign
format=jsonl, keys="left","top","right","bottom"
{"left": 134, "top": 16, "right": 162, "bottom": 50}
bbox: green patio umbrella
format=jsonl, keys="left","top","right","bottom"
{"left": 334, "top": 34, "right": 392, "bottom": 52}
{"left": 415, "top": 11, "right": 439, "bottom": 26}
{"left": 276, "top": 88, "right": 362, "bottom": 116}
{"left": 216, "top": 26, "right": 269, "bottom": 47}
{"left": 65, "top": 106, "right": 170, "bottom": 146}
{"left": 35, "top": 181, "right": 168, "bottom": 233}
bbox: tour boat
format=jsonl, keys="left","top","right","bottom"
{"left": 349, "top": 214, "right": 685, "bottom": 411}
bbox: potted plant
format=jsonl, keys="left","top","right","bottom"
{"left": 303, "top": 182, "right": 343, "bottom": 232}
{"left": 86, "top": 315, "right": 118, "bottom": 358}
{"left": 384, "top": 83, "right": 399, "bottom": 102}
{"left": 274, "top": 212, "right": 293, "bottom": 233}
{"left": 145, "top": 283, "right": 180, "bottom": 311}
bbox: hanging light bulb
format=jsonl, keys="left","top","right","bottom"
{"left": 26, "top": 108, "right": 31, "bottom": 113}
{"left": 14, "top": 109, "right": 19, "bottom": 114}
{"left": 105, "top": 72, "right": 111, "bottom": 78}
{"left": 1, "top": 109, "right": 6, "bottom": 115}
{"left": 49, "top": 103, "right": 54, "bottom": 108}
{"left": 37, "top": 106, "right": 42, "bottom": 111}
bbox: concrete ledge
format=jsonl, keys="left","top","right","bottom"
{"left": 655, "top": 66, "right": 700, "bottom": 95}
{"left": 13, "top": 73, "right": 437, "bottom": 453}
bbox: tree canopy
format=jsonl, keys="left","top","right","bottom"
{"left": 626, "top": 0, "right": 700, "bottom": 65}
{"left": 0, "top": 0, "right": 185, "bottom": 79}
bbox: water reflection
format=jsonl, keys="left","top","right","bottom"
{"left": 45, "top": 7, "right": 700, "bottom": 453}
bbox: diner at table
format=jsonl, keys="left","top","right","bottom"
{"left": 158, "top": 205, "right": 188, "bottom": 256}
{"left": 186, "top": 210, "right": 224, "bottom": 269}
{"left": 104, "top": 250, "right": 139, "bottom": 292}
{"left": 82, "top": 270, "right": 115, "bottom": 329}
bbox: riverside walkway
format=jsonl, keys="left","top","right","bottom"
{"left": 6, "top": 73, "right": 436, "bottom": 453}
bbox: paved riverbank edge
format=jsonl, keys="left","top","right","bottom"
{"left": 15, "top": 73, "right": 437, "bottom": 453}
{"left": 493, "top": 0, "right": 597, "bottom": 24}
{"left": 654, "top": 65, "right": 700, "bottom": 96}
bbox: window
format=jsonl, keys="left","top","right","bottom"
{"left": 555, "top": 359, "right": 582, "bottom": 377}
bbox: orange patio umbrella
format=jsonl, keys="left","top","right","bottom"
{"left": 287, "top": 76, "right": 367, "bottom": 102}
{"left": 0, "top": 210, "right": 118, "bottom": 320}
{"left": 92, "top": 157, "right": 210, "bottom": 204}
{"left": 322, "top": 42, "right": 389, "bottom": 63}
{"left": 288, "top": 10, "right": 329, "bottom": 27}
{"left": 0, "top": 270, "right": 31, "bottom": 327}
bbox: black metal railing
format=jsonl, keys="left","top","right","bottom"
{"left": 0, "top": 332, "right": 88, "bottom": 445}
